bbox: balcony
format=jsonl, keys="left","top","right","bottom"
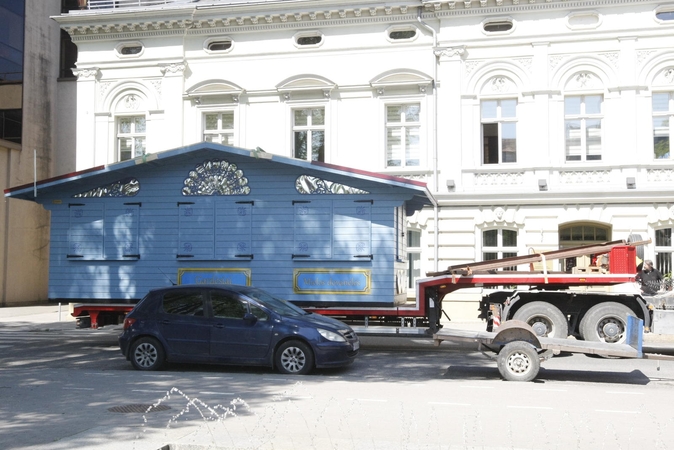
{"left": 82, "top": 0, "right": 197, "bottom": 9}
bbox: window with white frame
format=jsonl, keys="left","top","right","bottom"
{"left": 293, "top": 107, "right": 325, "bottom": 162}
{"left": 117, "top": 116, "right": 146, "bottom": 161}
{"left": 653, "top": 92, "right": 673, "bottom": 159}
{"left": 481, "top": 99, "right": 517, "bottom": 164}
{"left": 564, "top": 95, "right": 602, "bottom": 161}
{"left": 386, "top": 103, "right": 421, "bottom": 168}
{"left": 203, "top": 111, "right": 235, "bottom": 146}
{"left": 407, "top": 229, "right": 421, "bottom": 290}
{"left": 655, "top": 228, "right": 673, "bottom": 280}
{"left": 482, "top": 228, "right": 518, "bottom": 270}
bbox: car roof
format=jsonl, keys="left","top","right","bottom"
{"left": 150, "top": 284, "right": 256, "bottom": 295}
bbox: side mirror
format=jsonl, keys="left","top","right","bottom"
{"left": 243, "top": 313, "right": 258, "bottom": 324}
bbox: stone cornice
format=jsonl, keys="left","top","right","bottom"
{"left": 54, "top": 0, "right": 662, "bottom": 39}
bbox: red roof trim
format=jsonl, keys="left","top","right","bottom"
{"left": 4, "top": 165, "right": 106, "bottom": 195}
{"left": 309, "top": 161, "right": 427, "bottom": 187}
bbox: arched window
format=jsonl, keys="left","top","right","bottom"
{"left": 482, "top": 228, "right": 518, "bottom": 270}
{"left": 559, "top": 223, "right": 610, "bottom": 271}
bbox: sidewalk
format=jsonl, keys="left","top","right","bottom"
{"left": 0, "top": 304, "right": 77, "bottom": 330}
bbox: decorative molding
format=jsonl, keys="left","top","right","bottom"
{"left": 636, "top": 49, "right": 657, "bottom": 66}
{"left": 150, "top": 79, "right": 162, "bottom": 96}
{"left": 474, "top": 172, "right": 524, "bottom": 185}
{"left": 514, "top": 57, "right": 533, "bottom": 74}
{"left": 559, "top": 170, "right": 611, "bottom": 184}
{"left": 647, "top": 169, "right": 674, "bottom": 183}
{"left": 548, "top": 55, "right": 567, "bottom": 71}
{"left": 464, "top": 60, "right": 481, "bottom": 78}
{"left": 600, "top": 52, "right": 619, "bottom": 70}
{"left": 160, "top": 62, "right": 186, "bottom": 75}
{"left": 73, "top": 67, "right": 99, "bottom": 80}
{"left": 295, "top": 175, "right": 369, "bottom": 194}
{"left": 73, "top": 178, "right": 140, "bottom": 198}
{"left": 98, "top": 81, "right": 112, "bottom": 101}
{"left": 182, "top": 159, "right": 250, "bottom": 196}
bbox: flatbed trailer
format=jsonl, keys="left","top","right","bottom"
{"left": 433, "top": 316, "right": 674, "bottom": 381}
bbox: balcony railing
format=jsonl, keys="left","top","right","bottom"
{"left": 82, "top": 0, "right": 196, "bottom": 9}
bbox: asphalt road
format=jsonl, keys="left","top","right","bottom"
{"left": 1, "top": 315, "right": 674, "bottom": 450}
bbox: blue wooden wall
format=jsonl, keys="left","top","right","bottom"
{"left": 10, "top": 145, "right": 432, "bottom": 306}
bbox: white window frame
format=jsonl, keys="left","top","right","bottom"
{"left": 564, "top": 94, "right": 603, "bottom": 162}
{"left": 406, "top": 229, "right": 422, "bottom": 293}
{"left": 653, "top": 91, "right": 673, "bottom": 160}
{"left": 291, "top": 106, "right": 326, "bottom": 162}
{"left": 384, "top": 101, "right": 422, "bottom": 169}
{"left": 202, "top": 110, "right": 236, "bottom": 146}
{"left": 480, "top": 98, "right": 518, "bottom": 165}
{"left": 655, "top": 227, "right": 673, "bottom": 279}
{"left": 116, "top": 115, "right": 147, "bottom": 162}
{"left": 481, "top": 228, "right": 518, "bottom": 271}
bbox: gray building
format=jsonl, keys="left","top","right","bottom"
{"left": 0, "top": 0, "right": 77, "bottom": 306}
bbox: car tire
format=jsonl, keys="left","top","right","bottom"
{"left": 497, "top": 341, "right": 540, "bottom": 382}
{"left": 275, "top": 340, "right": 314, "bottom": 375}
{"left": 130, "top": 337, "right": 165, "bottom": 371}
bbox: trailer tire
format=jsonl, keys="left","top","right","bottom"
{"left": 497, "top": 341, "right": 540, "bottom": 382}
{"left": 275, "top": 340, "right": 314, "bottom": 375}
{"left": 512, "top": 302, "right": 569, "bottom": 339}
{"left": 130, "top": 337, "right": 165, "bottom": 371}
{"left": 579, "top": 302, "right": 633, "bottom": 344}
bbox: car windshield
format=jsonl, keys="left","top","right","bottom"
{"left": 241, "top": 288, "right": 309, "bottom": 317}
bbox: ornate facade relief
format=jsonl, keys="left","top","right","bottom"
{"left": 559, "top": 170, "right": 610, "bottom": 184}
{"left": 647, "top": 169, "right": 674, "bottom": 182}
{"left": 474, "top": 172, "right": 524, "bottom": 185}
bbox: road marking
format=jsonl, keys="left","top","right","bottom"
{"left": 262, "top": 378, "right": 293, "bottom": 382}
{"left": 198, "top": 391, "right": 235, "bottom": 396}
{"left": 203, "top": 376, "right": 233, "bottom": 380}
{"left": 534, "top": 388, "right": 567, "bottom": 392}
{"left": 348, "top": 398, "right": 387, "bottom": 402}
{"left": 63, "top": 387, "right": 94, "bottom": 391}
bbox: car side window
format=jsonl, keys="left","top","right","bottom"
{"left": 211, "top": 293, "right": 247, "bottom": 319}
{"left": 162, "top": 291, "right": 205, "bottom": 316}
{"left": 249, "top": 304, "right": 269, "bottom": 321}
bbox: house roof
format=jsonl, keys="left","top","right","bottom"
{"left": 4, "top": 143, "right": 437, "bottom": 209}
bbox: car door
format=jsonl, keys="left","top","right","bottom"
{"left": 156, "top": 289, "right": 210, "bottom": 360}
{"left": 209, "top": 291, "right": 274, "bottom": 362}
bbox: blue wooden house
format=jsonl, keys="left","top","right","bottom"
{"left": 5, "top": 143, "right": 435, "bottom": 307}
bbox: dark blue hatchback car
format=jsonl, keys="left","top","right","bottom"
{"left": 118, "top": 285, "right": 360, "bottom": 374}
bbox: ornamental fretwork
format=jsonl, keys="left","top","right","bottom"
{"left": 295, "top": 175, "right": 369, "bottom": 194}
{"left": 559, "top": 170, "right": 610, "bottom": 184}
{"left": 474, "top": 172, "right": 524, "bottom": 186}
{"left": 182, "top": 160, "right": 250, "bottom": 196}
{"left": 73, "top": 178, "right": 139, "bottom": 198}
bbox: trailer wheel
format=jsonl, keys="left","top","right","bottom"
{"left": 497, "top": 341, "right": 540, "bottom": 382}
{"left": 512, "top": 302, "right": 568, "bottom": 339}
{"left": 130, "top": 337, "right": 165, "bottom": 371}
{"left": 275, "top": 340, "right": 314, "bottom": 375}
{"left": 579, "top": 302, "right": 633, "bottom": 344}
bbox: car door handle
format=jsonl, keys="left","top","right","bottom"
{"left": 161, "top": 320, "right": 171, "bottom": 325}
{"left": 214, "top": 324, "right": 225, "bottom": 329}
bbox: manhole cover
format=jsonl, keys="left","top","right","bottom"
{"left": 108, "top": 404, "right": 172, "bottom": 414}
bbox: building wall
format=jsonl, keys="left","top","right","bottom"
{"left": 50, "top": 0, "right": 674, "bottom": 315}
{"left": 0, "top": 0, "right": 76, "bottom": 306}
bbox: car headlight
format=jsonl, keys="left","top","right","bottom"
{"left": 318, "top": 328, "right": 346, "bottom": 342}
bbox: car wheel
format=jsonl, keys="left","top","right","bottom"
{"left": 130, "top": 337, "right": 165, "bottom": 371}
{"left": 512, "top": 301, "right": 569, "bottom": 339}
{"left": 497, "top": 341, "right": 540, "bottom": 382}
{"left": 275, "top": 340, "right": 314, "bottom": 375}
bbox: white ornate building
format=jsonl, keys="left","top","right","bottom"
{"left": 53, "top": 0, "right": 674, "bottom": 314}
